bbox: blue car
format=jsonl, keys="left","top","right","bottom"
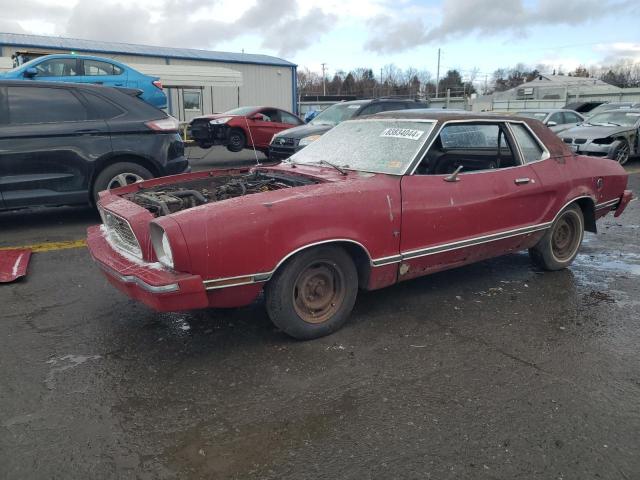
{"left": 1, "top": 54, "right": 167, "bottom": 109}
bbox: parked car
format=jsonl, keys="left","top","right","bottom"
{"left": 560, "top": 109, "right": 640, "bottom": 165}
{"left": 584, "top": 102, "right": 640, "bottom": 118}
{"left": 0, "top": 80, "right": 188, "bottom": 211}
{"left": 0, "top": 54, "right": 167, "bottom": 109}
{"left": 563, "top": 101, "right": 605, "bottom": 114}
{"left": 268, "top": 98, "right": 430, "bottom": 160}
{"left": 189, "top": 107, "right": 304, "bottom": 153}
{"left": 87, "top": 111, "right": 632, "bottom": 340}
{"left": 514, "top": 109, "right": 584, "bottom": 133}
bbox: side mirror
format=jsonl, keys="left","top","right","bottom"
{"left": 24, "top": 67, "right": 38, "bottom": 78}
{"left": 546, "top": 121, "right": 557, "bottom": 127}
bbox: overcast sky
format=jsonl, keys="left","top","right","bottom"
{"left": 1, "top": 0, "right": 639, "bottom": 79}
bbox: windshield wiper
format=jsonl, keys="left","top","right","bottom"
{"left": 605, "top": 122, "right": 622, "bottom": 126}
{"left": 318, "top": 159, "right": 348, "bottom": 175}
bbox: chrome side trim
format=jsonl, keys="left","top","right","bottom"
{"left": 595, "top": 198, "right": 620, "bottom": 210}
{"left": 371, "top": 254, "right": 403, "bottom": 267}
{"left": 99, "top": 264, "right": 180, "bottom": 293}
{"left": 401, "top": 222, "right": 552, "bottom": 260}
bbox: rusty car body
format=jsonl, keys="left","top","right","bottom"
{"left": 87, "top": 111, "right": 633, "bottom": 339}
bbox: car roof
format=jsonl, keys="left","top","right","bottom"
{"left": 514, "top": 108, "right": 576, "bottom": 113}
{"left": 590, "top": 108, "right": 640, "bottom": 114}
{"left": 19, "top": 53, "right": 128, "bottom": 65}
{"left": 0, "top": 79, "right": 117, "bottom": 92}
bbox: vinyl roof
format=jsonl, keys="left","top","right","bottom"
{"left": 0, "top": 32, "right": 296, "bottom": 68}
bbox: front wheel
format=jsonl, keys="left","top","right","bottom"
{"left": 265, "top": 246, "right": 358, "bottom": 340}
{"left": 611, "top": 139, "right": 630, "bottom": 165}
{"left": 226, "top": 129, "right": 246, "bottom": 152}
{"left": 529, "top": 204, "right": 584, "bottom": 270}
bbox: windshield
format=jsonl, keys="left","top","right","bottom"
{"left": 516, "top": 112, "right": 548, "bottom": 120}
{"left": 587, "top": 111, "right": 640, "bottom": 127}
{"left": 224, "top": 106, "right": 259, "bottom": 115}
{"left": 309, "top": 102, "right": 366, "bottom": 126}
{"left": 290, "top": 119, "right": 436, "bottom": 175}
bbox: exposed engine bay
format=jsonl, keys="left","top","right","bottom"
{"left": 126, "top": 171, "right": 318, "bottom": 216}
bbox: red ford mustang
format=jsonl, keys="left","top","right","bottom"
{"left": 189, "top": 106, "right": 303, "bottom": 154}
{"left": 87, "top": 111, "right": 633, "bottom": 339}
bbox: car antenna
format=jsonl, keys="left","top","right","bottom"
{"left": 243, "top": 116, "right": 261, "bottom": 166}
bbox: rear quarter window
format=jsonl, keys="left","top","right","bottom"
{"left": 81, "top": 92, "right": 125, "bottom": 119}
{"left": 510, "top": 123, "right": 545, "bottom": 163}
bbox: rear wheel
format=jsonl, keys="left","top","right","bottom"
{"left": 529, "top": 204, "right": 584, "bottom": 270}
{"left": 226, "top": 129, "right": 246, "bottom": 152}
{"left": 265, "top": 246, "right": 358, "bottom": 340}
{"left": 92, "top": 162, "right": 153, "bottom": 203}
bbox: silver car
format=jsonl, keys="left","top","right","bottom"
{"left": 561, "top": 109, "right": 640, "bottom": 165}
{"left": 515, "top": 109, "right": 584, "bottom": 134}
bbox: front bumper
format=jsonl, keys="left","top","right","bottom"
{"left": 268, "top": 144, "right": 302, "bottom": 160}
{"left": 87, "top": 225, "right": 209, "bottom": 312}
{"left": 190, "top": 121, "right": 230, "bottom": 146}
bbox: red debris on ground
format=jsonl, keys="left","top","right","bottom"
{"left": 0, "top": 249, "right": 32, "bottom": 283}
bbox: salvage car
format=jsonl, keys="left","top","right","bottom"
{"left": 561, "top": 109, "right": 640, "bottom": 165}
{"left": 268, "top": 98, "right": 429, "bottom": 160}
{"left": 0, "top": 80, "right": 188, "bottom": 210}
{"left": 514, "top": 109, "right": 584, "bottom": 134}
{"left": 189, "top": 107, "right": 303, "bottom": 153}
{"left": 87, "top": 111, "right": 632, "bottom": 340}
{"left": 584, "top": 102, "right": 640, "bottom": 118}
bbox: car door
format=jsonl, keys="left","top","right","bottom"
{"left": 248, "top": 108, "right": 286, "bottom": 148}
{"left": 398, "top": 121, "right": 554, "bottom": 281}
{"left": 28, "top": 57, "right": 81, "bottom": 83}
{"left": 0, "top": 85, "right": 111, "bottom": 209}
{"left": 80, "top": 59, "right": 128, "bottom": 88}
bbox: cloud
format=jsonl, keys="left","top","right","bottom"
{"left": 365, "top": 0, "right": 637, "bottom": 53}
{"left": 0, "top": 0, "right": 335, "bottom": 58}
{"left": 594, "top": 42, "right": 640, "bottom": 65}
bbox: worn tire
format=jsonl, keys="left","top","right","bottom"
{"left": 92, "top": 162, "right": 153, "bottom": 203}
{"left": 529, "top": 204, "right": 584, "bottom": 271}
{"left": 611, "top": 139, "right": 630, "bottom": 165}
{"left": 226, "top": 129, "right": 246, "bottom": 152}
{"left": 265, "top": 246, "right": 358, "bottom": 340}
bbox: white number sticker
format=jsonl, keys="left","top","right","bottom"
{"left": 380, "top": 128, "right": 425, "bottom": 140}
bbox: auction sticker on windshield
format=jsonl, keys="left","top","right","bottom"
{"left": 380, "top": 128, "right": 425, "bottom": 140}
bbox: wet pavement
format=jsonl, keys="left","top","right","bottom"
{"left": 1, "top": 171, "right": 639, "bottom": 479}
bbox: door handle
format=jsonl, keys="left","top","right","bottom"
{"left": 514, "top": 178, "right": 531, "bottom": 185}
{"left": 74, "top": 129, "right": 101, "bottom": 135}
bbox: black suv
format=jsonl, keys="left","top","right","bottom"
{"left": 268, "top": 98, "right": 430, "bottom": 160}
{"left": 0, "top": 80, "right": 188, "bottom": 210}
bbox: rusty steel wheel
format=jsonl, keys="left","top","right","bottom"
{"left": 293, "top": 261, "right": 347, "bottom": 324}
{"left": 265, "top": 246, "right": 358, "bottom": 340}
{"left": 529, "top": 204, "right": 584, "bottom": 271}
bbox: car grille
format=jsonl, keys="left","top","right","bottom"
{"left": 273, "top": 137, "right": 298, "bottom": 146}
{"left": 563, "top": 137, "right": 587, "bottom": 144}
{"left": 100, "top": 209, "right": 142, "bottom": 258}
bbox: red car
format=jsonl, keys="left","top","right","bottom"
{"left": 189, "top": 106, "right": 304, "bottom": 154}
{"left": 87, "top": 112, "right": 633, "bottom": 340}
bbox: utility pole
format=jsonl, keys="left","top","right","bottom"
{"left": 484, "top": 74, "right": 488, "bottom": 95}
{"left": 435, "top": 48, "right": 441, "bottom": 98}
{"left": 321, "top": 63, "right": 327, "bottom": 96}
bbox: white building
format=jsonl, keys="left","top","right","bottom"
{"left": 0, "top": 32, "right": 297, "bottom": 121}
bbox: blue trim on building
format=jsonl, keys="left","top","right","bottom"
{"left": 292, "top": 66, "right": 298, "bottom": 115}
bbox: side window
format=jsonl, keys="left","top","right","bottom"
{"left": 510, "top": 123, "right": 545, "bottom": 163}
{"left": 548, "top": 112, "right": 565, "bottom": 124}
{"left": 564, "top": 112, "right": 582, "bottom": 124}
{"left": 416, "top": 123, "right": 518, "bottom": 175}
{"left": 260, "top": 109, "right": 279, "bottom": 122}
{"left": 359, "top": 103, "right": 385, "bottom": 116}
{"left": 84, "top": 60, "right": 122, "bottom": 76}
{"left": 279, "top": 111, "right": 301, "bottom": 125}
{"left": 36, "top": 58, "right": 79, "bottom": 77}
{"left": 81, "top": 92, "right": 124, "bottom": 119}
{"left": 380, "top": 102, "right": 407, "bottom": 112}
{"left": 8, "top": 87, "right": 87, "bottom": 124}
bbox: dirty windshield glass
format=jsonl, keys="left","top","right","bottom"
{"left": 290, "top": 119, "right": 435, "bottom": 175}
{"left": 309, "top": 102, "right": 366, "bottom": 126}
{"left": 225, "top": 106, "right": 258, "bottom": 115}
{"left": 587, "top": 111, "right": 640, "bottom": 127}
{"left": 516, "top": 111, "right": 548, "bottom": 120}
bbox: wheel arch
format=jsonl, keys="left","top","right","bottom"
{"left": 266, "top": 239, "right": 373, "bottom": 289}
{"left": 572, "top": 196, "right": 597, "bottom": 233}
